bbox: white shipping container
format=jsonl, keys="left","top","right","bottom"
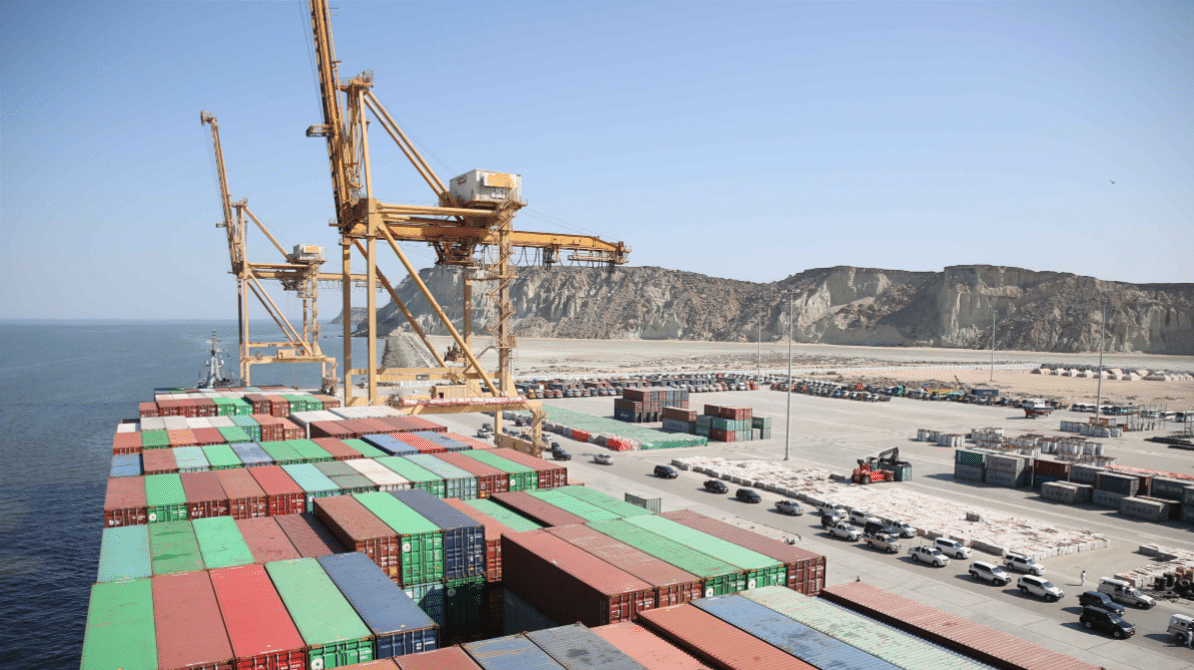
{"left": 345, "top": 458, "right": 410, "bottom": 491}
{"left": 209, "top": 416, "right": 235, "bottom": 428}
{"left": 162, "top": 416, "right": 189, "bottom": 431}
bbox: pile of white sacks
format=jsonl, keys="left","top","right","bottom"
{"left": 672, "top": 456, "right": 1109, "bottom": 562}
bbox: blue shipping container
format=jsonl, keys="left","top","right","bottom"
{"left": 525, "top": 624, "right": 647, "bottom": 670}
{"left": 413, "top": 431, "right": 469, "bottom": 451}
{"left": 229, "top": 442, "right": 274, "bottom": 467}
{"left": 694, "top": 595, "right": 901, "bottom": 670}
{"left": 391, "top": 489, "right": 485, "bottom": 580}
{"left": 318, "top": 552, "right": 439, "bottom": 658}
{"left": 362, "top": 434, "right": 419, "bottom": 457}
{"left": 465, "top": 634, "right": 567, "bottom": 670}
{"left": 111, "top": 454, "right": 143, "bottom": 478}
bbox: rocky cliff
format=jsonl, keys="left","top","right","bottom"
{"left": 345, "top": 265, "right": 1194, "bottom": 355}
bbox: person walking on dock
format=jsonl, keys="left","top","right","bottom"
{"left": 1080, "top": 570, "right": 1086, "bottom": 586}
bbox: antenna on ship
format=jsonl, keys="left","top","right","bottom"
{"left": 198, "top": 331, "right": 234, "bottom": 389}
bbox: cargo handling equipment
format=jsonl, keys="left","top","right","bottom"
{"left": 852, "top": 447, "right": 911, "bottom": 484}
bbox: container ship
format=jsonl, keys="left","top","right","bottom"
{"left": 84, "top": 380, "right": 1108, "bottom": 670}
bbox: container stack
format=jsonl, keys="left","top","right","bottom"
{"left": 953, "top": 449, "right": 986, "bottom": 482}
{"left": 510, "top": 406, "right": 707, "bottom": 450}
{"left": 984, "top": 453, "right": 1032, "bottom": 488}
{"left": 697, "top": 404, "right": 755, "bottom": 442}
{"left": 613, "top": 387, "right": 689, "bottom": 423}
{"left": 660, "top": 406, "right": 697, "bottom": 434}
{"left": 1093, "top": 471, "right": 1138, "bottom": 509}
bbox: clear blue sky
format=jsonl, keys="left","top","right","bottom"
{"left": 2, "top": 1, "right": 1190, "bottom": 320}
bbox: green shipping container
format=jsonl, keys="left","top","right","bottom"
{"left": 173, "top": 446, "right": 210, "bottom": 473}
{"left": 212, "top": 397, "right": 237, "bottom": 416}
{"left": 282, "top": 463, "right": 342, "bottom": 512}
{"left": 201, "top": 444, "right": 243, "bottom": 469}
{"left": 141, "top": 430, "right": 170, "bottom": 449}
{"left": 377, "top": 456, "right": 446, "bottom": 497}
{"left": 443, "top": 576, "right": 485, "bottom": 627}
{"left": 558, "top": 485, "right": 653, "bottom": 518}
{"left": 218, "top": 425, "right": 252, "bottom": 443}
{"left": 343, "top": 438, "right": 387, "bottom": 458}
{"left": 192, "top": 516, "right": 255, "bottom": 569}
{"left": 266, "top": 558, "right": 375, "bottom": 669}
{"left": 403, "top": 581, "right": 444, "bottom": 626}
{"left": 315, "top": 461, "right": 376, "bottom": 495}
{"left": 353, "top": 492, "right": 443, "bottom": 586}
{"left": 465, "top": 498, "right": 543, "bottom": 532}
{"left": 528, "top": 489, "right": 620, "bottom": 522}
{"left": 281, "top": 394, "right": 313, "bottom": 413}
{"left": 626, "top": 515, "right": 785, "bottom": 589}
{"left": 741, "top": 586, "right": 990, "bottom": 670}
{"left": 230, "top": 398, "right": 253, "bottom": 415}
{"left": 145, "top": 473, "right": 189, "bottom": 523}
{"left": 588, "top": 519, "right": 744, "bottom": 596}
{"left": 460, "top": 450, "right": 537, "bottom": 491}
{"left": 260, "top": 440, "right": 305, "bottom": 465}
{"left": 81, "top": 579, "right": 157, "bottom": 670}
{"left": 231, "top": 415, "right": 262, "bottom": 441}
{"left": 97, "top": 525, "right": 151, "bottom": 583}
{"left": 289, "top": 439, "right": 334, "bottom": 463}
{"left": 148, "top": 521, "right": 205, "bottom": 575}
{"left": 405, "top": 454, "right": 478, "bottom": 500}
{"left": 955, "top": 449, "right": 987, "bottom": 467}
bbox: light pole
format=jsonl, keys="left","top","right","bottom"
{"left": 785, "top": 290, "right": 793, "bottom": 461}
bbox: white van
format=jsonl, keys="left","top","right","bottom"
{"left": 1098, "top": 577, "right": 1156, "bottom": 609}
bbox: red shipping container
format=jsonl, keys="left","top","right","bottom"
{"left": 192, "top": 427, "right": 226, "bottom": 446}
{"left": 435, "top": 452, "right": 508, "bottom": 498}
{"left": 142, "top": 449, "right": 179, "bottom": 475}
{"left": 709, "top": 428, "right": 728, "bottom": 442}
{"left": 236, "top": 517, "right": 301, "bottom": 564}
{"left": 312, "top": 394, "right": 340, "bottom": 410}
{"left": 209, "top": 564, "right": 306, "bottom": 670}
{"left": 279, "top": 417, "right": 304, "bottom": 441}
{"left": 376, "top": 416, "right": 445, "bottom": 434}
{"left": 443, "top": 498, "right": 515, "bottom": 582}
{"left": 502, "top": 530, "right": 655, "bottom": 628}
{"left": 394, "top": 646, "right": 482, "bottom": 670}
{"left": 153, "top": 570, "right": 235, "bottom": 670}
{"left": 637, "top": 604, "right": 810, "bottom": 670}
{"left": 391, "top": 433, "right": 445, "bottom": 455}
{"left": 195, "top": 397, "right": 218, "bottom": 418}
{"left": 252, "top": 414, "right": 286, "bottom": 443}
{"left": 112, "top": 432, "right": 142, "bottom": 455}
{"left": 312, "top": 437, "right": 363, "bottom": 460}
{"left": 592, "top": 622, "right": 714, "bottom": 670}
{"left": 311, "top": 421, "right": 355, "bottom": 440}
{"left": 247, "top": 466, "right": 306, "bottom": 516}
{"left": 243, "top": 394, "right": 272, "bottom": 415}
{"left": 491, "top": 448, "right": 567, "bottom": 489}
{"left": 139, "top": 401, "right": 160, "bottom": 418}
{"left": 104, "top": 476, "right": 147, "bottom": 527}
{"left": 546, "top": 525, "right": 702, "bottom": 608}
{"left": 343, "top": 660, "right": 399, "bottom": 670}
{"left": 443, "top": 432, "right": 493, "bottom": 451}
{"left": 214, "top": 469, "right": 268, "bottom": 519}
{"left": 337, "top": 419, "right": 376, "bottom": 438}
{"left": 166, "top": 429, "right": 198, "bottom": 447}
{"left": 313, "top": 496, "right": 400, "bottom": 577}
{"left": 274, "top": 513, "right": 345, "bottom": 558}
{"left": 157, "top": 399, "right": 183, "bottom": 417}
{"left": 491, "top": 491, "right": 585, "bottom": 527}
{"left": 660, "top": 510, "right": 825, "bottom": 595}
{"left": 180, "top": 471, "right": 230, "bottom": 519}
{"left": 360, "top": 418, "right": 401, "bottom": 436}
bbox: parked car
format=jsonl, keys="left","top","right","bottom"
{"left": 828, "top": 522, "right": 861, "bottom": 541}
{"left": 551, "top": 449, "right": 571, "bottom": 461}
{"left": 1079, "top": 606, "right": 1134, "bottom": 639}
{"left": 774, "top": 500, "right": 804, "bottom": 516}
{"left": 1003, "top": 553, "right": 1045, "bottom": 576}
{"left": 653, "top": 465, "right": 678, "bottom": 479}
{"left": 1078, "top": 591, "right": 1125, "bottom": 616}
{"left": 908, "top": 546, "right": 949, "bottom": 567}
{"left": 736, "top": 488, "right": 762, "bottom": 504}
{"left": 968, "top": 561, "right": 1011, "bottom": 586}
{"left": 880, "top": 519, "right": 917, "bottom": 538}
{"left": 1018, "top": 575, "right": 1063, "bottom": 602}
{"left": 821, "top": 513, "right": 844, "bottom": 529}
{"left": 594, "top": 453, "right": 614, "bottom": 465}
{"left": 933, "top": 538, "right": 972, "bottom": 559}
{"left": 864, "top": 533, "right": 902, "bottom": 553}
{"left": 1098, "top": 577, "right": 1156, "bottom": 609}
{"left": 848, "top": 509, "right": 872, "bottom": 526}
{"left": 817, "top": 502, "right": 845, "bottom": 517}
{"left": 703, "top": 479, "right": 728, "bottom": 494}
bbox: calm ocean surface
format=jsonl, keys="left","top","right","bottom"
{"left": 0, "top": 320, "right": 358, "bottom": 668}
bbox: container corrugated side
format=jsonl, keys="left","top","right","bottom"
{"left": 693, "top": 594, "right": 900, "bottom": 670}
{"left": 434, "top": 451, "right": 509, "bottom": 498}
{"left": 145, "top": 473, "right": 189, "bottom": 523}
{"left": 405, "top": 453, "right": 479, "bottom": 500}
{"left": 491, "top": 448, "right": 567, "bottom": 489}
{"left": 315, "top": 495, "right": 401, "bottom": 577}
{"left": 465, "top": 498, "right": 543, "bottom": 532}
{"left": 104, "top": 476, "right": 148, "bottom": 526}
{"left": 276, "top": 512, "right": 346, "bottom": 557}
{"left": 529, "top": 489, "right": 621, "bottom": 522}
{"left": 97, "top": 525, "right": 151, "bottom": 583}
{"left": 526, "top": 623, "right": 650, "bottom": 670}
{"left": 152, "top": 570, "right": 235, "bottom": 670}
{"left": 209, "top": 564, "right": 307, "bottom": 670}
{"left": 739, "top": 586, "right": 1004, "bottom": 670}
{"left": 460, "top": 450, "right": 538, "bottom": 491}
{"left": 237, "top": 516, "right": 301, "bottom": 563}
{"left": 81, "top": 578, "right": 157, "bottom": 670}
{"left": 267, "top": 558, "right": 376, "bottom": 669}
{"left": 394, "top": 646, "right": 483, "bottom": 669}
{"left": 820, "top": 581, "right": 1101, "bottom": 670}
{"left": 587, "top": 519, "right": 745, "bottom": 596}
{"left": 377, "top": 456, "right": 447, "bottom": 497}
{"left": 443, "top": 498, "right": 516, "bottom": 583}
{"left": 247, "top": 465, "right": 307, "bottom": 516}
{"left": 148, "top": 520, "right": 206, "bottom": 575}
{"left": 392, "top": 489, "right": 485, "bottom": 581}
{"left": 192, "top": 516, "right": 256, "bottom": 569}
{"left": 492, "top": 491, "right": 586, "bottom": 527}
{"left": 214, "top": 468, "right": 269, "bottom": 519}
{"left": 354, "top": 491, "right": 444, "bottom": 586}
{"left": 557, "top": 485, "right": 652, "bottom": 518}
{"left": 636, "top": 604, "right": 810, "bottom": 670}
{"left": 546, "top": 525, "right": 702, "bottom": 608}
{"left": 463, "top": 634, "right": 567, "bottom": 670}
{"left": 660, "top": 509, "right": 825, "bottom": 595}
{"left": 591, "top": 622, "right": 714, "bottom": 670}
{"left": 180, "top": 471, "right": 230, "bottom": 519}
{"left": 625, "top": 516, "right": 784, "bottom": 589}
{"left": 319, "top": 552, "right": 439, "bottom": 659}
{"left": 502, "top": 530, "right": 655, "bottom": 627}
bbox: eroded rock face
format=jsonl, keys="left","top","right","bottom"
{"left": 348, "top": 265, "right": 1193, "bottom": 354}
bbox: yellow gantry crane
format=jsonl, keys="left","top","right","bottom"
{"left": 201, "top": 111, "right": 341, "bottom": 391}
{"left": 304, "top": 0, "right": 629, "bottom": 447}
